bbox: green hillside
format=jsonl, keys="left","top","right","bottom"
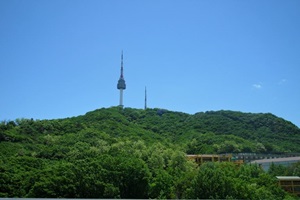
{"left": 1, "top": 107, "right": 300, "bottom": 198}
{"left": 2, "top": 107, "right": 299, "bottom": 154}
{"left": 121, "top": 108, "right": 300, "bottom": 153}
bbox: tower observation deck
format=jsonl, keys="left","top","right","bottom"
{"left": 117, "top": 52, "right": 126, "bottom": 107}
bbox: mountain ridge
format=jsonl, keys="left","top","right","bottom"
{"left": 67, "top": 107, "right": 300, "bottom": 153}
{"left": 1, "top": 107, "right": 300, "bottom": 154}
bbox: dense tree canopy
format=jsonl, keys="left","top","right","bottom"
{"left": 1, "top": 107, "right": 299, "bottom": 198}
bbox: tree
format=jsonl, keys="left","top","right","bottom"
{"left": 268, "top": 163, "right": 287, "bottom": 177}
{"left": 28, "top": 162, "right": 76, "bottom": 198}
{"left": 188, "top": 162, "right": 235, "bottom": 199}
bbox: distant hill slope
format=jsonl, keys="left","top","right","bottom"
{"left": 1, "top": 107, "right": 300, "bottom": 155}
{"left": 120, "top": 108, "right": 300, "bottom": 153}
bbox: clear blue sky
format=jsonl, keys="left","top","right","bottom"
{"left": 1, "top": 0, "right": 300, "bottom": 127}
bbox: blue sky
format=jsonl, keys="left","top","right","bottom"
{"left": 1, "top": 0, "right": 300, "bottom": 127}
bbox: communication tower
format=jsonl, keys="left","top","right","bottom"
{"left": 117, "top": 52, "right": 126, "bottom": 107}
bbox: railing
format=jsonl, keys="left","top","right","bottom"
{"left": 231, "top": 153, "right": 300, "bottom": 163}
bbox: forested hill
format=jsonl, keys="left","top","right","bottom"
{"left": 71, "top": 107, "right": 300, "bottom": 153}
{"left": 1, "top": 107, "right": 299, "bottom": 154}
{"left": 1, "top": 107, "right": 300, "bottom": 198}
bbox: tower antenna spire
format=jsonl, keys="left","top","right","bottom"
{"left": 121, "top": 50, "right": 124, "bottom": 78}
{"left": 117, "top": 51, "right": 126, "bottom": 107}
{"left": 144, "top": 86, "right": 147, "bottom": 110}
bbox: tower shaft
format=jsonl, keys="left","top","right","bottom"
{"left": 120, "top": 89, "right": 124, "bottom": 107}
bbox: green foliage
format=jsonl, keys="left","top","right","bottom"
{"left": 28, "top": 162, "right": 77, "bottom": 198}
{"left": 1, "top": 107, "right": 299, "bottom": 198}
{"left": 186, "top": 162, "right": 288, "bottom": 200}
{"left": 268, "top": 161, "right": 300, "bottom": 177}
